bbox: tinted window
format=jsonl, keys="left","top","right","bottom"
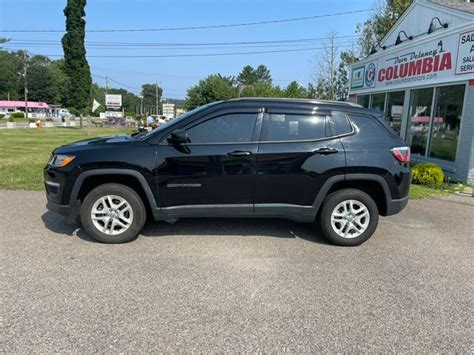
{"left": 331, "top": 112, "right": 352, "bottom": 135}
{"left": 261, "top": 114, "right": 326, "bottom": 141}
{"left": 186, "top": 113, "right": 256, "bottom": 143}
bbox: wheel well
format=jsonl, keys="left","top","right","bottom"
{"left": 327, "top": 180, "right": 388, "bottom": 216}
{"left": 76, "top": 174, "right": 153, "bottom": 218}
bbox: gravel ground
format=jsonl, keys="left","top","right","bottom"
{"left": 1, "top": 190, "right": 473, "bottom": 352}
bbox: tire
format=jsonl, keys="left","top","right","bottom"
{"left": 318, "top": 188, "right": 379, "bottom": 246}
{"left": 80, "top": 183, "right": 146, "bottom": 243}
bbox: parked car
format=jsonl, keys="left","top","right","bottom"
{"left": 44, "top": 98, "right": 410, "bottom": 246}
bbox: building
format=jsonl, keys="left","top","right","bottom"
{"left": 0, "top": 100, "right": 51, "bottom": 119}
{"left": 162, "top": 103, "right": 176, "bottom": 119}
{"left": 348, "top": 0, "right": 474, "bottom": 183}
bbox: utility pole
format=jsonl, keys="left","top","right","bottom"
{"left": 155, "top": 82, "right": 159, "bottom": 116}
{"left": 23, "top": 52, "right": 28, "bottom": 120}
{"left": 105, "top": 76, "right": 109, "bottom": 95}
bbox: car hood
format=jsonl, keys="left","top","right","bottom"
{"left": 54, "top": 135, "right": 136, "bottom": 153}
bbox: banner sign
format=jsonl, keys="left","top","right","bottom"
{"left": 105, "top": 94, "right": 122, "bottom": 108}
{"left": 350, "top": 27, "right": 474, "bottom": 92}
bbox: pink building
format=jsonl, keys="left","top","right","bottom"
{"left": 0, "top": 100, "right": 50, "bottom": 119}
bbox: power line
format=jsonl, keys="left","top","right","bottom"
{"left": 0, "top": 9, "right": 371, "bottom": 33}
{"left": 5, "top": 44, "right": 356, "bottom": 59}
{"left": 7, "top": 35, "right": 358, "bottom": 47}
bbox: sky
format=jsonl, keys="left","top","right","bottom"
{"left": 0, "top": 0, "right": 373, "bottom": 99}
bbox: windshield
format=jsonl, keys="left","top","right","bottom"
{"left": 141, "top": 101, "right": 221, "bottom": 140}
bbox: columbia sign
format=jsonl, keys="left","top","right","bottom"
{"left": 350, "top": 27, "right": 473, "bottom": 91}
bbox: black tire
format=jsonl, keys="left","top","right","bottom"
{"left": 80, "top": 183, "right": 146, "bottom": 243}
{"left": 318, "top": 188, "right": 379, "bottom": 246}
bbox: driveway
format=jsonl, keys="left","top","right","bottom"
{"left": 1, "top": 190, "right": 472, "bottom": 352}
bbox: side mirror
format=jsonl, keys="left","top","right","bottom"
{"left": 167, "top": 129, "right": 188, "bottom": 144}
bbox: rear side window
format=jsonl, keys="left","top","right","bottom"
{"left": 261, "top": 114, "right": 326, "bottom": 141}
{"left": 331, "top": 112, "right": 353, "bottom": 135}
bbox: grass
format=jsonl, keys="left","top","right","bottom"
{"left": 0, "top": 127, "right": 466, "bottom": 199}
{"left": 0, "top": 127, "right": 136, "bottom": 190}
{"left": 409, "top": 183, "right": 464, "bottom": 199}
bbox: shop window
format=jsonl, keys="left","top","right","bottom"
{"left": 357, "top": 95, "right": 369, "bottom": 108}
{"left": 385, "top": 91, "right": 404, "bottom": 135}
{"left": 370, "top": 93, "right": 385, "bottom": 113}
{"left": 429, "top": 85, "right": 465, "bottom": 162}
{"left": 406, "top": 88, "right": 433, "bottom": 156}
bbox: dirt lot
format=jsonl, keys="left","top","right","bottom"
{"left": 1, "top": 190, "right": 472, "bottom": 352}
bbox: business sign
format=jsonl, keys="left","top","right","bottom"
{"left": 105, "top": 94, "right": 122, "bottom": 108}
{"left": 455, "top": 29, "right": 474, "bottom": 75}
{"left": 105, "top": 111, "right": 123, "bottom": 118}
{"left": 350, "top": 66, "right": 365, "bottom": 89}
{"left": 350, "top": 27, "right": 474, "bottom": 91}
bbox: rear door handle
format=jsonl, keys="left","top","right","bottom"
{"left": 313, "top": 147, "right": 339, "bottom": 155}
{"left": 227, "top": 150, "right": 252, "bottom": 157}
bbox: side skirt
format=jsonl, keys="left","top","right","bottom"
{"left": 154, "top": 204, "right": 316, "bottom": 222}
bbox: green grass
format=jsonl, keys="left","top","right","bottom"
{"left": 409, "top": 183, "right": 464, "bottom": 199}
{"left": 0, "top": 127, "right": 136, "bottom": 190}
{"left": 0, "top": 127, "right": 466, "bottom": 199}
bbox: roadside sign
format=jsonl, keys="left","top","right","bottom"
{"left": 105, "top": 94, "right": 122, "bottom": 108}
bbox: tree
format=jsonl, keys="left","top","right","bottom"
{"left": 237, "top": 64, "right": 272, "bottom": 87}
{"left": 314, "top": 31, "right": 339, "bottom": 100}
{"left": 0, "top": 50, "right": 22, "bottom": 100}
{"left": 61, "top": 0, "right": 92, "bottom": 122}
{"left": 284, "top": 81, "right": 308, "bottom": 98}
{"left": 185, "top": 74, "right": 237, "bottom": 110}
{"left": 141, "top": 83, "right": 163, "bottom": 113}
{"left": 237, "top": 65, "right": 258, "bottom": 86}
{"left": 255, "top": 65, "right": 272, "bottom": 85}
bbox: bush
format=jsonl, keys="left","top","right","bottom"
{"left": 12, "top": 112, "right": 25, "bottom": 119}
{"left": 0, "top": 114, "right": 5, "bottom": 119}
{"left": 8, "top": 116, "right": 15, "bottom": 122}
{"left": 411, "top": 163, "right": 444, "bottom": 186}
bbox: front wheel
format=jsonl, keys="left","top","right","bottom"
{"left": 318, "top": 189, "right": 379, "bottom": 246}
{"left": 80, "top": 183, "right": 146, "bottom": 243}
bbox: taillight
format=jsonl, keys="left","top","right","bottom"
{"left": 391, "top": 146, "right": 410, "bottom": 163}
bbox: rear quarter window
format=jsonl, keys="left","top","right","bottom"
{"left": 330, "top": 112, "right": 353, "bottom": 135}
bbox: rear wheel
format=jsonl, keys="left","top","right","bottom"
{"left": 318, "top": 188, "right": 379, "bottom": 246}
{"left": 80, "top": 183, "right": 146, "bottom": 243}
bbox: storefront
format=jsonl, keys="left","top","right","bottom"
{"left": 348, "top": 0, "right": 474, "bottom": 183}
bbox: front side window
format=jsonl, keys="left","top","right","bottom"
{"left": 429, "top": 85, "right": 465, "bottom": 162}
{"left": 261, "top": 114, "right": 326, "bottom": 141}
{"left": 186, "top": 113, "right": 256, "bottom": 144}
{"left": 406, "top": 88, "right": 433, "bottom": 156}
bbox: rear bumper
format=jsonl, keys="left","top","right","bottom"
{"left": 385, "top": 196, "right": 409, "bottom": 216}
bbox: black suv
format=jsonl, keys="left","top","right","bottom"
{"left": 44, "top": 98, "right": 410, "bottom": 246}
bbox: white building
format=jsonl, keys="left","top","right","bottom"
{"left": 348, "top": 0, "right": 474, "bottom": 183}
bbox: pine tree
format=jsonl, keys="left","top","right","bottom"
{"left": 61, "top": 0, "right": 92, "bottom": 124}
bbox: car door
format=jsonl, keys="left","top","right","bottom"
{"left": 156, "top": 108, "right": 261, "bottom": 214}
{"left": 254, "top": 107, "right": 346, "bottom": 214}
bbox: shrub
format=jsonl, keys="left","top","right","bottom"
{"left": 0, "top": 114, "right": 5, "bottom": 119}
{"left": 411, "top": 163, "right": 444, "bottom": 186}
{"left": 8, "top": 116, "right": 15, "bottom": 122}
{"left": 12, "top": 112, "right": 25, "bottom": 119}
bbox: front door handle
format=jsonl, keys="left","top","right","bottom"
{"left": 313, "top": 147, "right": 339, "bottom": 155}
{"left": 227, "top": 150, "right": 252, "bottom": 157}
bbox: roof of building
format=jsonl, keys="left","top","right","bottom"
{"left": 0, "top": 100, "right": 49, "bottom": 109}
{"left": 428, "top": 0, "right": 474, "bottom": 14}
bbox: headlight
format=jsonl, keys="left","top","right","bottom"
{"left": 50, "top": 154, "right": 76, "bottom": 168}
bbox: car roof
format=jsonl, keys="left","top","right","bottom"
{"left": 220, "top": 97, "right": 379, "bottom": 115}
